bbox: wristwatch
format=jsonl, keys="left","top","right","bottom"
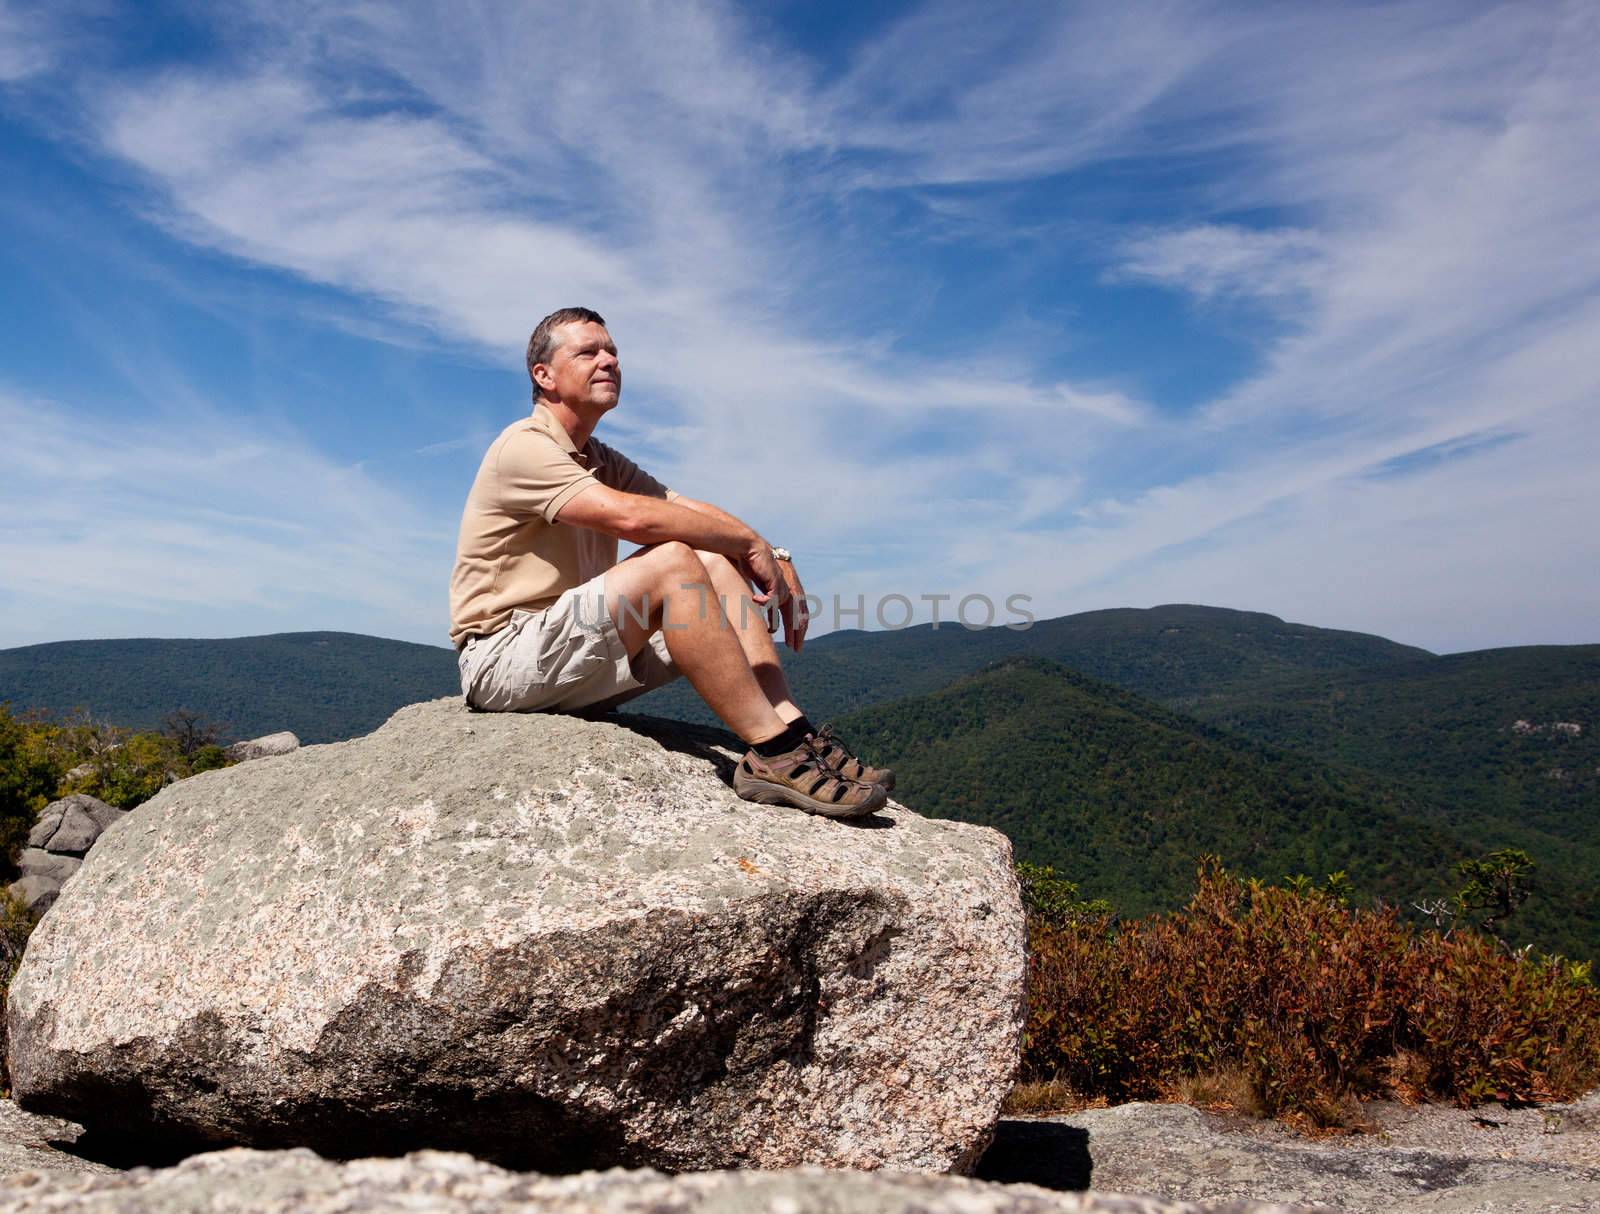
{"left": 772, "top": 547, "right": 792, "bottom": 562}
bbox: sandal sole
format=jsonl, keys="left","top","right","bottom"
{"left": 733, "top": 772, "right": 888, "bottom": 819}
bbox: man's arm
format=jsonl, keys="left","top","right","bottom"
{"left": 670, "top": 495, "right": 746, "bottom": 533}
{"left": 555, "top": 483, "right": 787, "bottom": 606}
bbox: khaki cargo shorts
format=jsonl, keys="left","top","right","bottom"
{"left": 458, "top": 571, "right": 679, "bottom": 713}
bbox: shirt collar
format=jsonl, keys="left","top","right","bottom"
{"left": 531, "top": 402, "right": 587, "bottom": 460}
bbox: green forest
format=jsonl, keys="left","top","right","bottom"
{"left": 833, "top": 657, "right": 1596, "bottom": 957}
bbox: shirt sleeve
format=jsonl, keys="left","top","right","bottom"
{"left": 491, "top": 429, "right": 599, "bottom": 524}
{"left": 594, "top": 440, "right": 676, "bottom": 501}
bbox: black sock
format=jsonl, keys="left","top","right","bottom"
{"left": 753, "top": 719, "right": 810, "bottom": 757}
{"left": 793, "top": 714, "right": 817, "bottom": 737}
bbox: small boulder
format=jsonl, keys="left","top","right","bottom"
{"left": 224, "top": 732, "right": 300, "bottom": 762}
{"left": 17, "top": 850, "right": 81, "bottom": 887}
{"left": 5, "top": 875, "right": 63, "bottom": 915}
{"left": 8, "top": 700, "right": 1025, "bottom": 1174}
{"left": 28, "top": 795, "right": 125, "bottom": 856}
{"left": 8, "top": 850, "right": 83, "bottom": 915}
{"left": 24, "top": 805, "right": 65, "bottom": 851}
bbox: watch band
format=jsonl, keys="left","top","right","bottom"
{"left": 772, "top": 546, "right": 792, "bottom": 562}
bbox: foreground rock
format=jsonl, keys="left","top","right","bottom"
{"left": 984, "top": 1102, "right": 1600, "bottom": 1214}
{"left": 5, "top": 795, "right": 127, "bottom": 913}
{"left": 224, "top": 731, "right": 300, "bottom": 762}
{"left": 0, "top": 1100, "right": 115, "bottom": 1178}
{"left": 7, "top": 699, "right": 1024, "bottom": 1173}
{"left": 3, "top": 1148, "right": 1319, "bottom": 1212}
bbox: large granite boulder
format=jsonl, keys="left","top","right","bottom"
{"left": 6, "top": 700, "right": 1024, "bottom": 1173}
{"left": 2, "top": 1148, "right": 1323, "bottom": 1212}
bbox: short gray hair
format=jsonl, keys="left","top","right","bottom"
{"left": 527, "top": 307, "right": 606, "bottom": 399}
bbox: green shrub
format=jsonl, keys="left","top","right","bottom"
{"left": 1, "top": 705, "right": 66, "bottom": 869}
{"left": 59, "top": 728, "right": 184, "bottom": 810}
{"left": 1016, "top": 862, "right": 1113, "bottom": 928}
{"left": 1024, "top": 859, "right": 1600, "bottom": 1129}
{"left": 1, "top": 705, "right": 236, "bottom": 879}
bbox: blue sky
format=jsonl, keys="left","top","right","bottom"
{"left": 2, "top": 0, "right": 1596, "bottom": 654}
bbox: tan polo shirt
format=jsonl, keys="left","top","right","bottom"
{"left": 448, "top": 404, "right": 674, "bottom": 646}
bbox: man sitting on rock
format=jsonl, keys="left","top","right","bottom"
{"left": 449, "top": 306, "right": 892, "bottom": 819}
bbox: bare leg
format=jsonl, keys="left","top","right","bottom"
{"left": 604, "top": 543, "right": 786, "bottom": 745}
{"left": 693, "top": 549, "right": 802, "bottom": 724}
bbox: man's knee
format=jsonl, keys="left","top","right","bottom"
{"left": 633, "top": 541, "right": 704, "bottom": 589}
{"left": 694, "top": 548, "right": 740, "bottom": 582}
{"left": 655, "top": 540, "right": 703, "bottom": 571}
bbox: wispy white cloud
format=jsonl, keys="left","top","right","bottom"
{"left": 0, "top": 389, "right": 453, "bottom": 646}
{"left": 58, "top": 1, "right": 1143, "bottom": 611}
{"left": 5, "top": 0, "right": 1598, "bottom": 653}
{"left": 818, "top": 1, "right": 1234, "bottom": 186}
{"left": 1116, "top": 224, "right": 1325, "bottom": 302}
{"left": 0, "top": 0, "right": 68, "bottom": 82}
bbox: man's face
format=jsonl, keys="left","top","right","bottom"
{"left": 540, "top": 320, "right": 621, "bottom": 412}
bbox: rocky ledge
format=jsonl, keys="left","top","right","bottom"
{"left": 983, "top": 1102, "right": 1600, "bottom": 1214}
{"left": 6, "top": 700, "right": 1025, "bottom": 1173}
{"left": 3, "top": 1146, "right": 1319, "bottom": 1213}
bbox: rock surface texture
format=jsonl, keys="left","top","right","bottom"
{"left": 2, "top": 1148, "right": 1319, "bottom": 1213}
{"left": 6, "top": 699, "right": 1025, "bottom": 1173}
{"left": 223, "top": 731, "right": 300, "bottom": 762}
{"left": 6, "top": 795, "right": 126, "bottom": 913}
{"left": 993, "top": 1101, "right": 1600, "bottom": 1214}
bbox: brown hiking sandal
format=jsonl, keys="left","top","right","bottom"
{"left": 734, "top": 737, "right": 888, "bottom": 819}
{"left": 811, "top": 723, "right": 896, "bottom": 792}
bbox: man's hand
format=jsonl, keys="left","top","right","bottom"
{"left": 740, "top": 541, "right": 787, "bottom": 610}
{"left": 738, "top": 541, "right": 808, "bottom": 650}
{"left": 776, "top": 558, "right": 809, "bottom": 653}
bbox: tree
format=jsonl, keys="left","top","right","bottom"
{"left": 1455, "top": 847, "right": 1535, "bottom": 943}
{"left": 161, "top": 708, "right": 220, "bottom": 758}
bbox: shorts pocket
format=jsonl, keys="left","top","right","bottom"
{"left": 533, "top": 611, "right": 611, "bottom": 693}
{"left": 499, "top": 610, "right": 551, "bottom": 704}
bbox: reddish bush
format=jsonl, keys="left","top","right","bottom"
{"left": 1024, "top": 861, "right": 1600, "bottom": 1127}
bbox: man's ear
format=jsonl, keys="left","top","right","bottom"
{"left": 531, "top": 363, "right": 555, "bottom": 395}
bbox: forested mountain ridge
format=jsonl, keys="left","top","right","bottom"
{"left": 635, "top": 602, "right": 1431, "bottom": 726}
{"left": 833, "top": 656, "right": 1457, "bottom": 908}
{"left": 833, "top": 656, "right": 1598, "bottom": 958}
{"left": 1180, "top": 645, "right": 1600, "bottom": 949}
{"left": 0, "top": 605, "right": 1423, "bottom": 743}
{"left": 0, "top": 632, "right": 458, "bottom": 744}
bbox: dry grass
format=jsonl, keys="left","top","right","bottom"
{"left": 1001, "top": 1078, "right": 1096, "bottom": 1116}
{"left": 1167, "top": 1066, "right": 1262, "bottom": 1117}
